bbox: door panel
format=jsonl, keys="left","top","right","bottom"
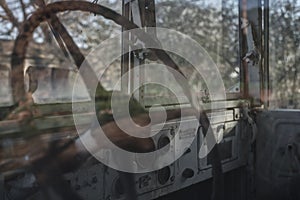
{"left": 256, "top": 110, "right": 300, "bottom": 200}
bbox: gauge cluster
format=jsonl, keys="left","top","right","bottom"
{"left": 64, "top": 105, "right": 247, "bottom": 200}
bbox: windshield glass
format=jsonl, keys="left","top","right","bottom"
{"left": 155, "top": 0, "right": 240, "bottom": 93}
{"left": 138, "top": 0, "right": 240, "bottom": 107}
{"left": 0, "top": 0, "right": 122, "bottom": 105}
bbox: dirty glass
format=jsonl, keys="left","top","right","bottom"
{"left": 155, "top": 0, "right": 240, "bottom": 94}
{"left": 0, "top": 1, "right": 241, "bottom": 200}
{"left": 269, "top": 0, "right": 300, "bottom": 109}
{"left": 0, "top": 0, "right": 122, "bottom": 105}
{"left": 137, "top": 0, "right": 240, "bottom": 107}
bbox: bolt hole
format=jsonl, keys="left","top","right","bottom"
{"left": 114, "top": 178, "right": 125, "bottom": 197}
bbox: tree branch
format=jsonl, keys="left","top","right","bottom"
{"left": 0, "top": 0, "right": 20, "bottom": 29}
{"left": 0, "top": 13, "right": 8, "bottom": 20}
{"left": 19, "top": 0, "right": 28, "bottom": 20}
{"left": 36, "top": 0, "right": 71, "bottom": 58}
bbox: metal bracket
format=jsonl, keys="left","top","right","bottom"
{"left": 241, "top": 107, "right": 257, "bottom": 144}
{"left": 241, "top": 18, "right": 260, "bottom": 66}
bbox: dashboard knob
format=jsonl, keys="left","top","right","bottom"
{"left": 182, "top": 168, "right": 194, "bottom": 179}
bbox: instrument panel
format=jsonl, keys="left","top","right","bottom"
{"left": 64, "top": 104, "right": 248, "bottom": 200}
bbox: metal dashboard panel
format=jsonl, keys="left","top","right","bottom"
{"left": 63, "top": 108, "right": 245, "bottom": 200}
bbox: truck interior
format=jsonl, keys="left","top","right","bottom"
{"left": 0, "top": 0, "right": 299, "bottom": 200}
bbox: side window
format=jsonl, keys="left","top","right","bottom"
{"left": 269, "top": 0, "right": 300, "bottom": 109}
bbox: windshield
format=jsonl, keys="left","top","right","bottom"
{"left": 155, "top": 0, "right": 240, "bottom": 92}
{"left": 136, "top": 0, "right": 240, "bottom": 107}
